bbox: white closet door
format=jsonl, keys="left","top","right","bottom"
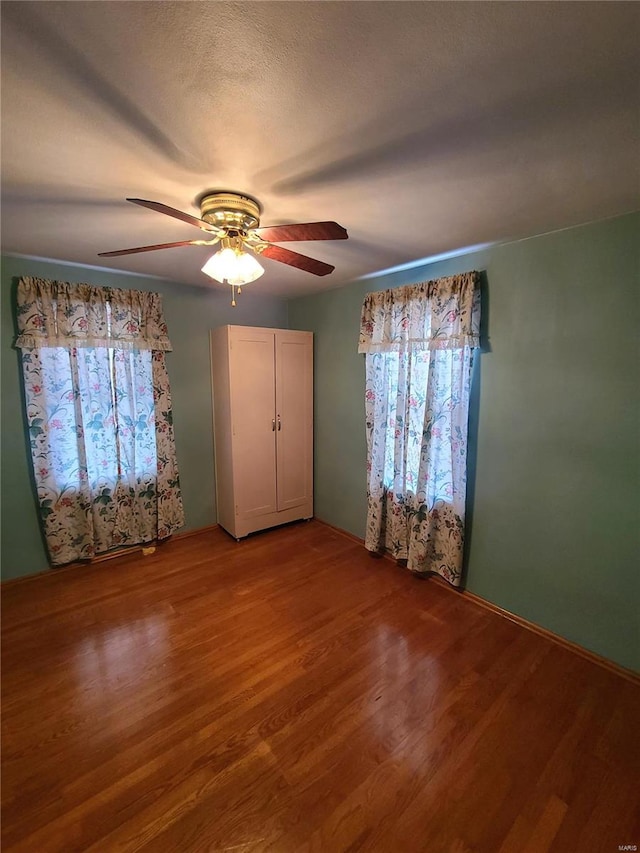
{"left": 230, "top": 329, "right": 277, "bottom": 519}
{"left": 275, "top": 332, "right": 312, "bottom": 511}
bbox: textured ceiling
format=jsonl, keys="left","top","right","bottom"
{"left": 1, "top": 1, "right": 639, "bottom": 298}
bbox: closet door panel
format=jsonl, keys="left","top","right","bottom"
{"left": 275, "top": 332, "right": 312, "bottom": 511}
{"left": 230, "top": 330, "right": 277, "bottom": 519}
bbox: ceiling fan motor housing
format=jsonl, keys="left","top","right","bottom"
{"left": 199, "top": 192, "right": 261, "bottom": 233}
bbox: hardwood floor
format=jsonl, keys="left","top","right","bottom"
{"left": 2, "top": 521, "right": 639, "bottom": 852}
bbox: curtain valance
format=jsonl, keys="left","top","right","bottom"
{"left": 358, "top": 271, "right": 480, "bottom": 353}
{"left": 15, "top": 277, "right": 172, "bottom": 351}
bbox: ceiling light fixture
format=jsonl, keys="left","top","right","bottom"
{"left": 201, "top": 236, "right": 264, "bottom": 306}
{"left": 99, "top": 191, "right": 347, "bottom": 306}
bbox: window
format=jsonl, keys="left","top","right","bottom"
{"left": 34, "top": 346, "right": 157, "bottom": 491}
{"left": 370, "top": 347, "right": 470, "bottom": 506}
{"left": 358, "top": 273, "right": 480, "bottom": 585}
{"left": 16, "top": 278, "right": 184, "bottom": 565}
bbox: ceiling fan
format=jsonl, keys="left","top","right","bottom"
{"left": 98, "top": 192, "right": 348, "bottom": 304}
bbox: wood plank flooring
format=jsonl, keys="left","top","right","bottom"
{"left": 2, "top": 521, "right": 639, "bottom": 852}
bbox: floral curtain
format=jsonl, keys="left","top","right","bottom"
{"left": 358, "top": 272, "right": 480, "bottom": 586}
{"left": 15, "top": 277, "right": 184, "bottom": 566}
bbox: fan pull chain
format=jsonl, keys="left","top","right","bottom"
{"left": 231, "top": 283, "right": 236, "bottom": 307}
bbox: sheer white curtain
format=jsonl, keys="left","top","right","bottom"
{"left": 358, "top": 272, "right": 480, "bottom": 586}
{"left": 16, "top": 278, "right": 184, "bottom": 566}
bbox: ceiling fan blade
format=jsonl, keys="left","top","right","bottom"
{"left": 258, "top": 244, "right": 335, "bottom": 276}
{"left": 254, "top": 221, "right": 348, "bottom": 242}
{"left": 126, "top": 198, "right": 224, "bottom": 235}
{"left": 98, "top": 240, "right": 202, "bottom": 257}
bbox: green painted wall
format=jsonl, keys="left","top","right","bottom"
{"left": 1, "top": 255, "right": 288, "bottom": 580}
{"left": 289, "top": 212, "right": 640, "bottom": 671}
